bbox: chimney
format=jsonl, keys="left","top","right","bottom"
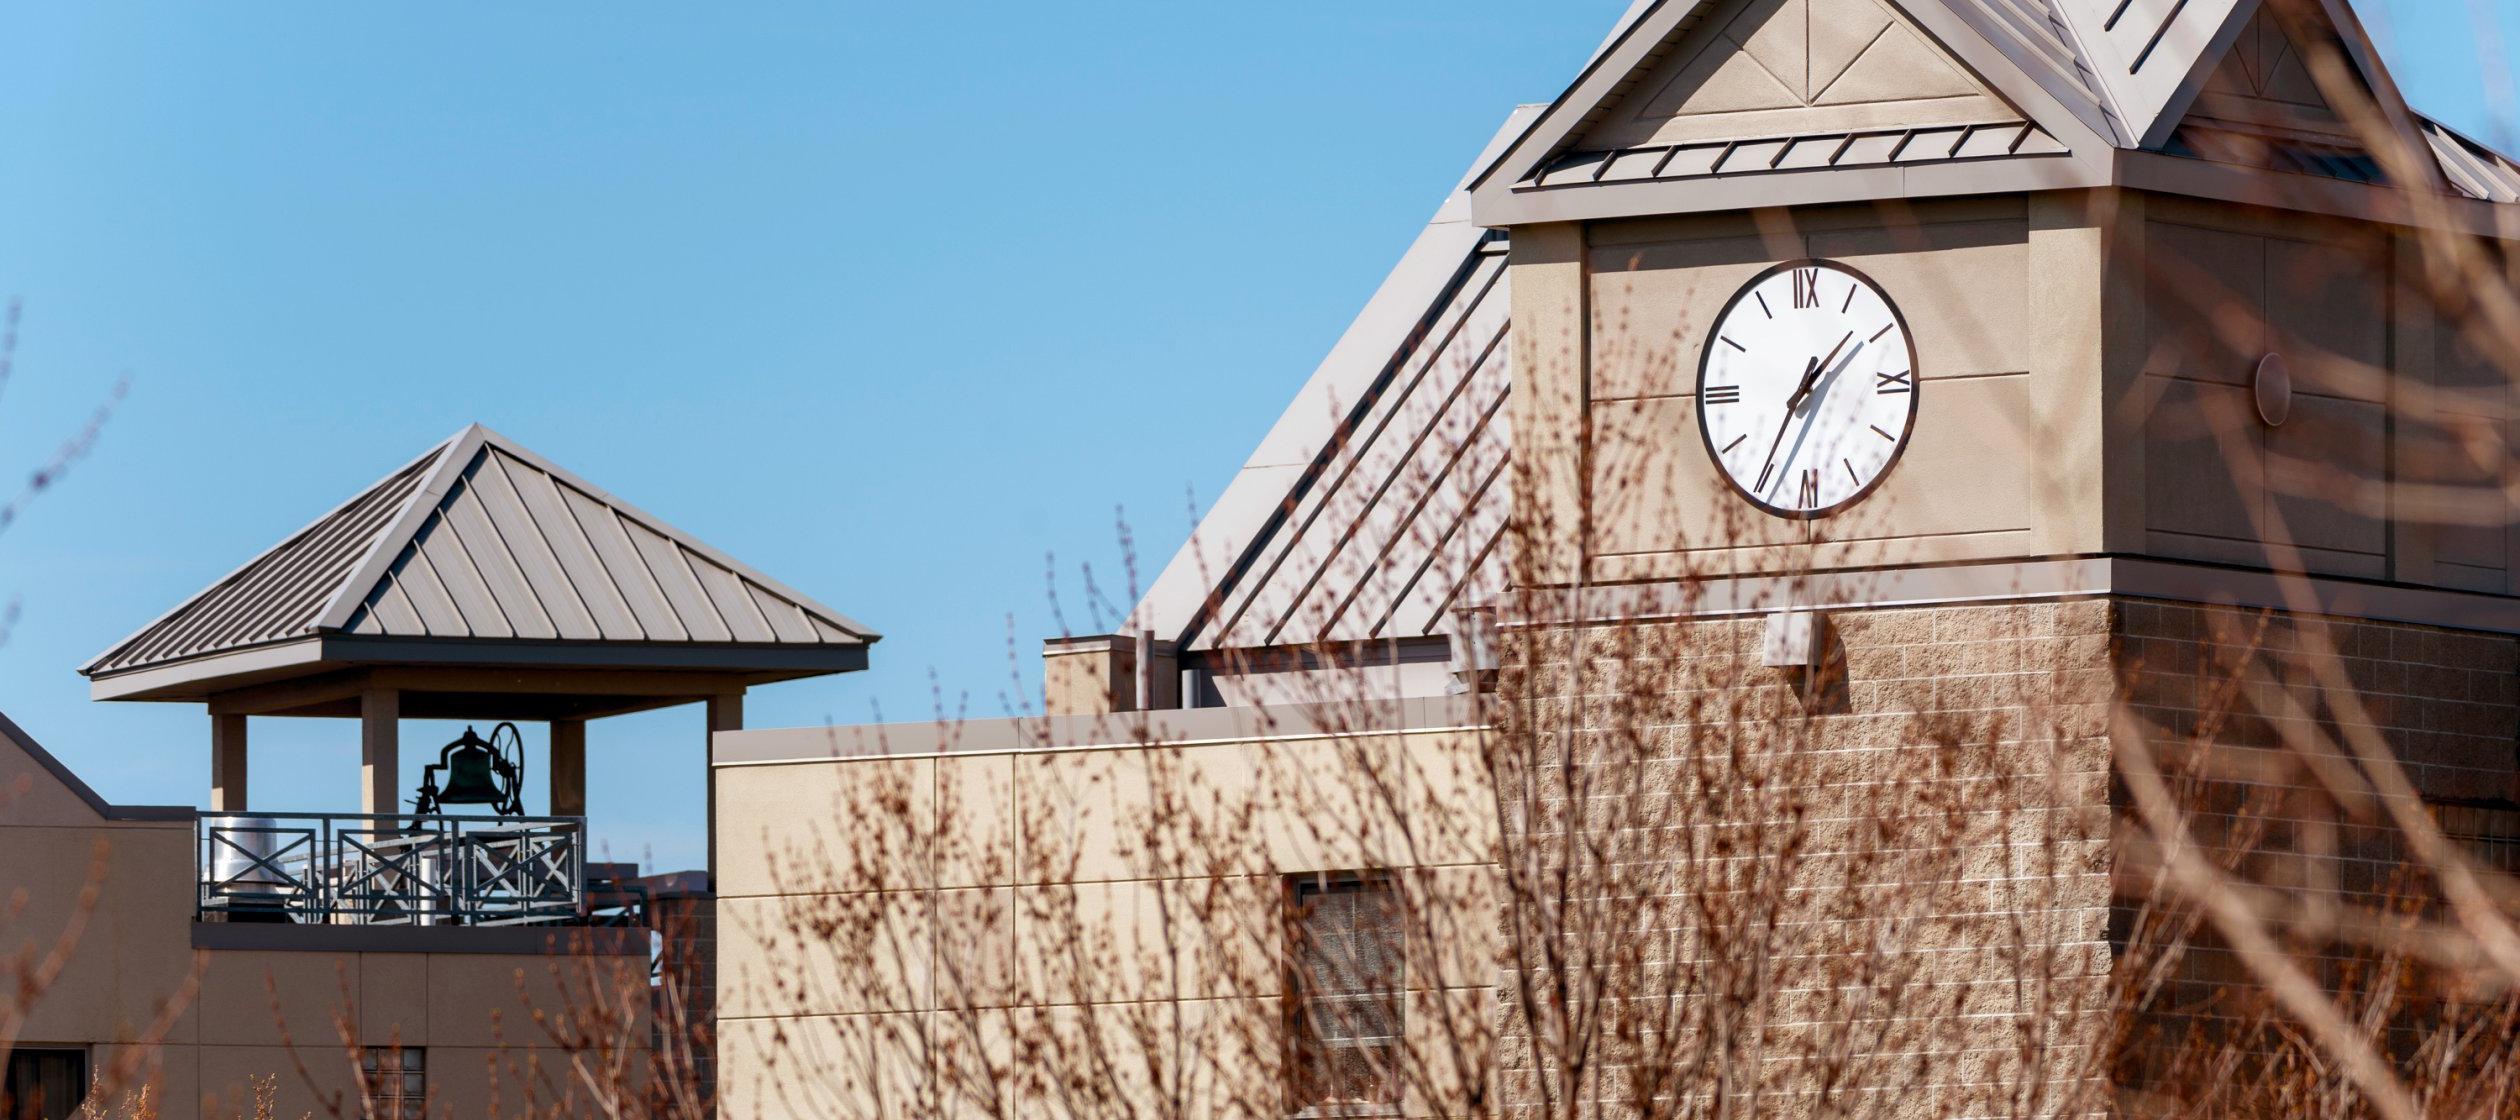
{"left": 1043, "top": 631, "right": 1178, "bottom": 715}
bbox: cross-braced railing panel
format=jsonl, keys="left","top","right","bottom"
{"left": 199, "top": 812, "right": 587, "bottom": 927}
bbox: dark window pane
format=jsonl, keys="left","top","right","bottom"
{"left": 3, "top": 1050, "right": 87, "bottom": 1120}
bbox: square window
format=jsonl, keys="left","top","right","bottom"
{"left": 360, "top": 1047, "right": 426, "bottom": 1120}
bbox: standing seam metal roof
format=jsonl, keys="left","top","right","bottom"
{"left": 1191, "top": 241, "right": 1512, "bottom": 652}
{"left": 85, "top": 425, "right": 875, "bottom": 678}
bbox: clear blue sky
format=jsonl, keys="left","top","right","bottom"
{"left": 2, "top": 2, "right": 2510, "bottom": 874}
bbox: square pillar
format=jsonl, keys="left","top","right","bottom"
{"left": 361, "top": 688, "right": 400, "bottom": 817}
{"left": 550, "top": 719, "right": 587, "bottom": 817}
{"left": 705, "top": 691, "right": 743, "bottom": 879}
{"left": 211, "top": 713, "right": 248, "bottom": 812}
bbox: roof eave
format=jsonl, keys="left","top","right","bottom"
{"left": 85, "top": 633, "right": 871, "bottom": 703}
{"left": 2119, "top": 148, "right": 2520, "bottom": 239}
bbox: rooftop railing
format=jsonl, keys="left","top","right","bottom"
{"left": 199, "top": 812, "right": 586, "bottom": 926}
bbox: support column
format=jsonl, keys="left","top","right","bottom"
{"left": 550, "top": 719, "right": 587, "bottom": 818}
{"left": 211, "top": 713, "right": 248, "bottom": 812}
{"left": 704, "top": 691, "right": 744, "bottom": 878}
{"left": 361, "top": 689, "right": 400, "bottom": 817}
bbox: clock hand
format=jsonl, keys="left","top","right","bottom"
{"left": 1753, "top": 356, "right": 1820, "bottom": 494}
{"left": 1787, "top": 331, "right": 1856, "bottom": 413}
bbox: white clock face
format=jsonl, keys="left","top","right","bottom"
{"left": 1697, "top": 260, "right": 1919, "bottom": 519}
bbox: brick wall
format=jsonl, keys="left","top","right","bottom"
{"left": 1496, "top": 599, "right": 2119, "bottom": 1119}
{"left": 2111, "top": 599, "right": 2520, "bottom": 1105}
{"left": 1496, "top": 594, "right": 2520, "bottom": 1116}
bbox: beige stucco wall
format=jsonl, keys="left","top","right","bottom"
{"left": 712, "top": 722, "right": 1498, "bottom": 1119}
{"left": 2122, "top": 191, "right": 2520, "bottom": 592}
{"left": 1516, "top": 186, "right": 2519, "bottom": 599}
{"left": 1519, "top": 193, "right": 2111, "bottom": 585}
{"left": 1, "top": 726, "right": 649, "bottom": 1119}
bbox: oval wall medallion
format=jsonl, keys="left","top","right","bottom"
{"left": 2255, "top": 352, "right": 2293, "bottom": 428}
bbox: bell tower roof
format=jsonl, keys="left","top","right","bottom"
{"left": 82, "top": 423, "right": 877, "bottom": 720}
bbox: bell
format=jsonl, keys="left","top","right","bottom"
{"left": 435, "top": 729, "right": 507, "bottom": 805}
{"left": 413, "top": 724, "right": 526, "bottom": 816}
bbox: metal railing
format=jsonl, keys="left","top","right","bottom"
{"left": 199, "top": 812, "right": 586, "bottom": 926}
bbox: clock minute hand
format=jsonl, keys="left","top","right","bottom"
{"left": 1753, "top": 356, "right": 1820, "bottom": 494}
{"left": 1787, "top": 330, "right": 1856, "bottom": 413}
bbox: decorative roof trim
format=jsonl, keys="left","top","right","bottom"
{"left": 1468, "top": 0, "right": 2120, "bottom": 225}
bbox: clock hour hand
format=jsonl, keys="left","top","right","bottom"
{"left": 1787, "top": 330, "right": 1855, "bottom": 413}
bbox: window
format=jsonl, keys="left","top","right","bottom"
{"left": 2434, "top": 801, "right": 2520, "bottom": 875}
{"left": 3, "top": 1049, "right": 86, "bottom": 1120}
{"left": 1287, "top": 873, "right": 1403, "bottom": 1116}
{"left": 360, "top": 1047, "right": 426, "bottom": 1120}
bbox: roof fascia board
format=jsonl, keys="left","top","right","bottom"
{"left": 1473, "top": 156, "right": 2109, "bottom": 228}
{"left": 2119, "top": 148, "right": 2520, "bottom": 239}
{"left": 1468, "top": 0, "right": 1709, "bottom": 203}
{"left": 308, "top": 423, "right": 493, "bottom": 634}
{"left": 318, "top": 634, "right": 872, "bottom": 674}
{"left": 460, "top": 426, "right": 882, "bottom": 643}
{"left": 87, "top": 638, "right": 333, "bottom": 700}
{"left": 1891, "top": 0, "right": 2121, "bottom": 154}
{"left": 81, "top": 435, "right": 458, "bottom": 674}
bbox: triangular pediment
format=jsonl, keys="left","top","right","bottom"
{"left": 2185, "top": 5, "right": 2357, "bottom": 141}
{"left": 1577, "top": 0, "right": 2022, "bottom": 151}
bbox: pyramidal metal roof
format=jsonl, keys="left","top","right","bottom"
{"left": 85, "top": 424, "right": 876, "bottom": 697}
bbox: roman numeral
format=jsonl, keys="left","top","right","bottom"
{"left": 1792, "top": 268, "right": 1820, "bottom": 309}
{"left": 1703, "top": 385, "right": 1740, "bottom": 405}
{"left": 1798, "top": 468, "right": 1820, "bottom": 508}
{"left": 1876, "top": 371, "right": 1914, "bottom": 394}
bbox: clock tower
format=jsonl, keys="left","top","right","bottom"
{"left": 1470, "top": 0, "right": 2520, "bottom": 1110}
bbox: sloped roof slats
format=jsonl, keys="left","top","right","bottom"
{"left": 440, "top": 477, "right": 558, "bottom": 639}
{"left": 1287, "top": 294, "right": 1513, "bottom": 645}
{"left": 471, "top": 450, "right": 606, "bottom": 640}
{"left": 391, "top": 547, "right": 470, "bottom": 636}
{"left": 559, "top": 486, "right": 689, "bottom": 642}
{"left": 625, "top": 519, "right": 738, "bottom": 642}
{"left": 94, "top": 454, "right": 434, "bottom": 671}
{"left": 1206, "top": 252, "right": 1511, "bottom": 650}
{"left": 415, "top": 505, "right": 519, "bottom": 638}
{"left": 1351, "top": 383, "right": 1513, "bottom": 642}
{"left": 1245, "top": 264, "right": 1509, "bottom": 646}
{"left": 503, "top": 457, "right": 646, "bottom": 640}
{"left": 85, "top": 424, "right": 873, "bottom": 685}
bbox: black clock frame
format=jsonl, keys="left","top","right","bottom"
{"left": 1693, "top": 257, "right": 1922, "bottom": 521}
